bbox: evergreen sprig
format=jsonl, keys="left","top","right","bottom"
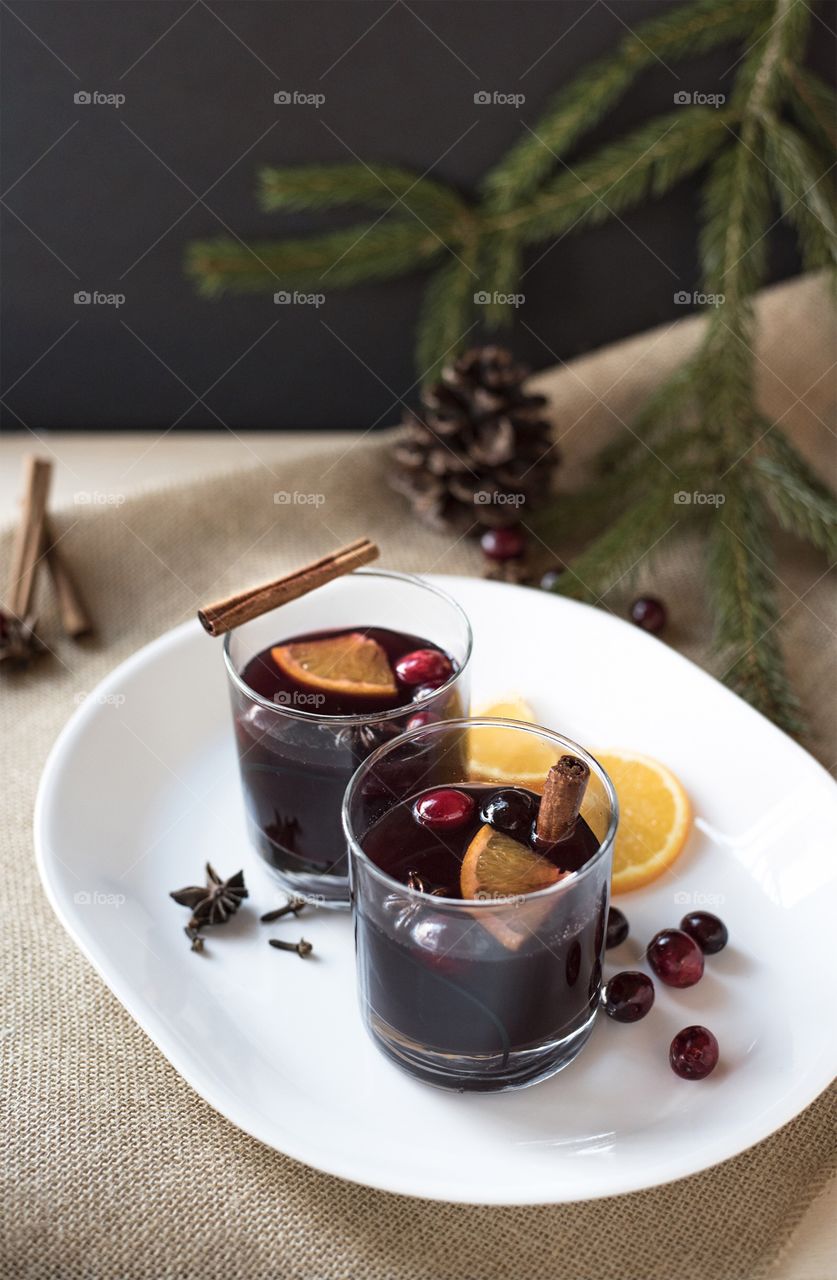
{"left": 185, "top": 0, "right": 836, "bottom": 733}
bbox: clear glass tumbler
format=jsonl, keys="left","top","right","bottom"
{"left": 343, "top": 718, "right": 618, "bottom": 1089}
{"left": 224, "top": 569, "right": 472, "bottom": 907}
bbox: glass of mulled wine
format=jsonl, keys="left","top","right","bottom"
{"left": 224, "top": 569, "right": 472, "bottom": 907}
{"left": 343, "top": 718, "right": 618, "bottom": 1091}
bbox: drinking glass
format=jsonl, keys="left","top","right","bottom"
{"left": 224, "top": 569, "right": 472, "bottom": 906}
{"left": 343, "top": 718, "right": 618, "bottom": 1090}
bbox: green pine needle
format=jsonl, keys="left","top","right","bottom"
{"left": 481, "top": 0, "right": 766, "bottom": 214}
{"left": 756, "top": 455, "right": 837, "bottom": 556}
{"left": 415, "top": 254, "right": 480, "bottom": 385}
{"left": 258, "top": 163, "right": 468, "bottom": 225}
{"left": 549, "top": 481, "right": 686, "bottom": 604}
{"left": 186, "top": 220, "right": 445, "bottom": 296}
{"left": 763, "top": 122, "right": 837, "bottom": 272}
{"left": 708, "top": 477, "right": 803, "bottom": 733}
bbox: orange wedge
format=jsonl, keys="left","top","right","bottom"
{"left": 461, "top": 824, "right": 569, "bottom": 950}
{"left": 461, "top": 824, "right": 565, "bottom": 900}
{"left": 271, "top": 632, "right": 397, "bottom": 698}
{"left": 596, "top": 750, "right": 691, "bottom": 893}
{"left": 469, "top": 697, "right": 556, "bottom": 791}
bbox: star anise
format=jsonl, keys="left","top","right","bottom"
{"left": 170, "top": 863, "right": 248, "bottom": 931}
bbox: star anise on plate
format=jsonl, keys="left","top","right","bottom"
{"left": 170, "top": 863, "right": 248, "bottom": 937}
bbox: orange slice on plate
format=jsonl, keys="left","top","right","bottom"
{"left": 469, "top": 697, "right": 556, "bottom": 791}
{"left": 460, "top": 824, "right": 570, "bottom": 950}
{"left": 595, "top": 750, "right": 691, "bottom": 893}
{"left": 271, "top": 633, "right": 397, "bottom": 698}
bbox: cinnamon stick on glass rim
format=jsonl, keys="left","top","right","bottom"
{"left": 198, "top": 538, "right": 380, "bottom": 637}
{"left": 534, "top": 755, "right": 590, "bottom": 847}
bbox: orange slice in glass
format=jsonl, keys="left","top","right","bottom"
{"left": 271, "top": 632, "right": 397, "bottom": 698}
{"left": 595, "top": 750, "right": 692, "bottom": 893}
{"left": 460, "top": 824, "right": 569, "bottom": 950}
{"left": 461, "top": 825, "right": 566, "bottom": 899}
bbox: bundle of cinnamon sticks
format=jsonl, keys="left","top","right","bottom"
{"left": 1, "top": 455, "right": 93, "bottom": 667}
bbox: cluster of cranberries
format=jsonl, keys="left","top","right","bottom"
{"left": 603, "top": 905, "right": 726, "bottom": 1080}
{"left": 412, "top": 785, "right": 538, "bottom": 837}
{"left": 394, "top": 648, "right": 454, "bottom": 722}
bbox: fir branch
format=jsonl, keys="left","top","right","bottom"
{"left": 763, "top": 428, "right": 836, "bottom": 503}
{"left": 756, "top": 455, "right": 837, "bottom": 556}
{"left": 763, "top": 122, "right": 837, "bottom": 272}
{"left": 708, "top": 476, "right": 802, "bottom": 732}
{"left": 415, "top": 255, "right": 479, "bottom": 385}
{"left": 186, "top": 220, "right": 445, "bottom": 296}
{"left": 783, "top": 64, "right": 837, "bottom": 153}
{"left": 481, "top": 0, "right": 766, "bottom": 214}
{"left": 550, "top": 481, "right": 687, "bottom": 604}
{"left": 596, "top": 363, "right": 702, "bottom": 476}
{"left": 499, "top": 109, "right": 732, "bottom": 245}
{"left": 476, "top": 234, "right": 523, "bottom": 330}
{"left": 258, "top": 163, "right": 468, "bottom": 224}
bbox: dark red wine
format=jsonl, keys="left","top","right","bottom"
{"left": 356, "top": 783, "right": 605, "bottom": 1086}
{"left": 231, "top": 626, "right": 461, "bottom": 901}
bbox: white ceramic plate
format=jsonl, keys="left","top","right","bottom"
{"left": 35, "top": 576, "right": 837, "bottom": 1204}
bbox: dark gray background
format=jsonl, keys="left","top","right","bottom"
{"left": 1, "top": 0, "right": 834, "bottom": 431}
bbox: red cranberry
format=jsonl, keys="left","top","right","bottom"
{"left": 405, "top": 710, "right": 437, "bottom": 732}
{"left": 648, "top": 928, "right": 704, "bottom": 987}
{"left": 480, "top": 525, "right": 526, "bottom": 562}
{"left": 605, "top": 906, "right": 629, "bottom": 948}
{"left": 539, "top": 568, "right": 563, "bottom": 591}
{"left": 412, "top": 788, "right": 475, "bottom": 831}
{"left": 394, "top": 648, "right": 453, "bottom": 688}
{"left": 680, "top": 911, "right": 728, "bottom": 954}
{"left": 630, "top": 596, "right": 667, "bottom": 634}
{"left": 603, "top": 971, "right": 655, "bottom": 1022}
{"left": 669, "top": 1025, "right": 719, "bottom": 1079}
{"left": 479, "top": 787, "right": 539, "bottom": 839}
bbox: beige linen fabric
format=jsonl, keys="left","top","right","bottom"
{"left": 1, "top": 273, "right": 835, "bottom": 1280}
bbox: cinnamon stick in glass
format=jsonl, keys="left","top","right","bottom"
{"left": 534, "top": 755, "right": 590, "bottom": 847}
{"left": 198, "top": 537, "right": 380, "bottom": 637}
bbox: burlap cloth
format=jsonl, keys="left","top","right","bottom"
{"left": 2, "top": 273, "right": 835, "bottom": 1280}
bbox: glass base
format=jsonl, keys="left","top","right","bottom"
{"left": 366, "top": 1006, "right": 599, "bottom": 1092}
{"left": 249, "top": 818, "right": 350, "bottom": 908}
{"left": 262, "top": 860, "right": 350, "bottom": 909}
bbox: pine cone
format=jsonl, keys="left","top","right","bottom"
{"left": 391, "top": 345, "right": 557, "bottom": 534}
